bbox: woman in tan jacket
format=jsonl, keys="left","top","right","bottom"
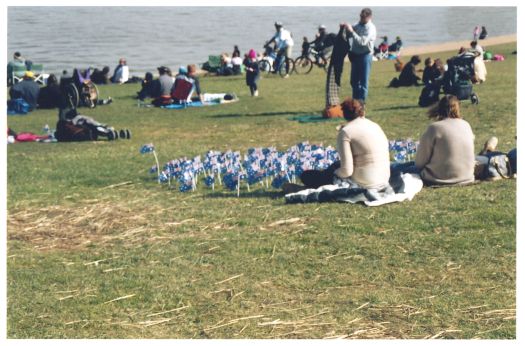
{"left": 415, "top": 95, "right": 475, "bottom": 185}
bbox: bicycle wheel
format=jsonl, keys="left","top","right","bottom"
{"left": 63, "top": 83, "right": 79, "bottom": 108}
{"left": 294, "top": 57, "right": 314, "bottom": 74}
{"left": 258, "top": 59, "right": 272, "bottom": 75}
{"left": 279, "top": 58, "right": 295, "bottom": 77}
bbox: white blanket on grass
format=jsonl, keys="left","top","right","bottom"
{"left": 285, "top": 173, "right": 423, "bottom": 206}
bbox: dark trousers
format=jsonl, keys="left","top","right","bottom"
{"left": 300, "top": 161, "right": 340, "bottom": 188}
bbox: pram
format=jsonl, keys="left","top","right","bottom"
{"left": 442, "top": 53, "right": 479, "bottom": 104}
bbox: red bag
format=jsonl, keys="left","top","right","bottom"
{"left": 15, "top": 132, "right": 49, "bottom": 142}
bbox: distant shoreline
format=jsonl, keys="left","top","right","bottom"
{"left": 400, "top": 34, "right": 517, "bottom": 56}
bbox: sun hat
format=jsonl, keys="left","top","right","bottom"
{"left": 248, "top": 49, "right": 257, "bottom": 59}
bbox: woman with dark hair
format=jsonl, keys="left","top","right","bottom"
{"left": 37, "top": 74, "right": 64, "bottom": 109}
{"left": 390, "top": 55, "right": 422, "bottom": 87}
{"left": 415, "top": 95, "right": 475, "bottom": 185}
{"left": 284, "top": 98, "right": 390, "bottom": 193}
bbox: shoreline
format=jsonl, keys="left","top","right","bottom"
{"left": 399, "top": 34, "right": 517, "bottom": 56}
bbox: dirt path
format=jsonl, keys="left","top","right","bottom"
{"left": 400, "top": 34, "right": 516, "bottom": 56}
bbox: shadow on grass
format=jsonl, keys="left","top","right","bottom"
{"left": 203, "top": 189, "right": 284, "bottom": 199}
{"left": 373, "top": 104, "right": 421, "bottom": 111}
{"left": 208, "top": 110, "right": 316, "bottom": 119}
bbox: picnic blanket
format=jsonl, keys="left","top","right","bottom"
{"left": 285, "top": 173, "right": 423, "bottom": 206}
{"left": 288, "top": 114, "right": 343, "bottom": 123}
{"left": 161, "top": 93, "right": 238, "bottom": 109}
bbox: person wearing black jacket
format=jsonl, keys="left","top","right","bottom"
{"left": 37, "top": 74, "right": 63, "bottom": 109}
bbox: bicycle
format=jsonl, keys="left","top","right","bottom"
{"left": 294, "top": 46, "right": 330, "bottom": 74}
{"left": 259, "top": 43, "right": 295, "bottom": 78}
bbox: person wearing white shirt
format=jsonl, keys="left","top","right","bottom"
{"left": 267, "top": 22, "right": 294, "bottom": 77}
{"left": 341, "top": 8, "right": 376, "bottom": 101}
{"left": 111, "top": 58, "right": 129, "bottom": 84}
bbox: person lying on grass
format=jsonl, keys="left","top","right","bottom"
{"left": 283, "top": 98, "right": 390, "bottom": 193}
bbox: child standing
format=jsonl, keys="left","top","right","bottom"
{"left": 301, "top": 36, "right": 310, "bottom": 58}
{"left": 245, "top": 49, "right": 260, "bottom": 97}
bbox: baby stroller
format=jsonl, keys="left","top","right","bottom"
{"left": 60, "top": 68, "right": 100, "bottom": 109}
{"left": 442, "top": 53, "right": 479, "bottom": 104}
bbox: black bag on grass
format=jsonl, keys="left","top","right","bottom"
{"left": 418, "top": 85, "right": 440, "bottom": 107}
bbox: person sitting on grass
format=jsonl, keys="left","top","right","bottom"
{"left": 91, "top": 66, "right": 111, "bottom": 85}
{"left": 152, "top": 66, "right": 174, "bottom": 107}
{"left": 283, "top": 98, "right": 390, "bottom": 193}
{"left": 137, "top": 72, "right": 159, "bottom": 101}
{"left": 9, "top": 71, "right": 40, "bottom": 111}
{"left": 37, "top": 74, "right": 63, "bottom": 109}
{"left": 170, "top": 64, "right": 203, "bottom": 104}
{"left": 389, "top": 55, "right": 422, "bottom": 87}
{"left": 392, "top": 95, "right": 475, "bottom": 186}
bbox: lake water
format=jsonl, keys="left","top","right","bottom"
{"left": 7, "top": 6, "right": 517, "bottom": 76}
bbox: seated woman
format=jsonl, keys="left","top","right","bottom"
{"left": 389, "top": 55, "right": 422, "bottom": 87}
{"left": 394, "top": 95, "right": 475, "bottom": 185}
{"left": 285, "top": 98, "right": 390, "bottom": 192}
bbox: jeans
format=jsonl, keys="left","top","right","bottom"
{"left": 349, "top": 52, "right": 372, "bottom": 101}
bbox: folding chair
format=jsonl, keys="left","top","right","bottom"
{"left": 30, "top": 64, "right": 46, "bottom": 85}
{"left": 12, "top": 65, "right": 27, "bottom": 84}
{"left": 171, "top": 78, "right": 195, "bottom": 107}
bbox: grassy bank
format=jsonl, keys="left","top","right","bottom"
{"left": 6, "top": 42, "right": 516, "bottom": 339}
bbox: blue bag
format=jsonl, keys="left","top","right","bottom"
{"left": 7, "top": 98, "right": 31, "bottom": 115}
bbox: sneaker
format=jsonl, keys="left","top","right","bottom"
{"left": 283, "top": 74, "right": 290, "bottom": 79}
{"left": 480, "top": 136, "right": 498, "bottom": 155}
{"left": 253, "top": 90, "right": 259, "bottom": 97}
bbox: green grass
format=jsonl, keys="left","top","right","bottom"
{"left": 7, "top": 42, "right": 516, "bottom": 339}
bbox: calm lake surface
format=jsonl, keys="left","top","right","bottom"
{"left": 7, "top": 6, "right": 517, "bottom": 76}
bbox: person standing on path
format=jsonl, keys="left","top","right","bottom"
{"left": 341, "top": 8, "right": 376, "bottom": 102}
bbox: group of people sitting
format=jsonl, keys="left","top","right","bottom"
{"left": 216, "top": 47, "right": 244, "bottom": 76}
{"left": 374, "top": 36, "right": 403, "bottom": 60}
{"left": 76, "top": 58, "right": 130, "bottom": 85}
{"left": 390, "top": 40, "right": 487, "bottom": 89}
{"left": 137, "top": 64, "right": 203, "bottom": 107}
{"left": 283, "top": 95, "right": 515, "bottom": 195}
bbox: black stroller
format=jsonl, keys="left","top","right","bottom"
{"left": 442, "top": 53, "right": 479, "bottom": 104}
